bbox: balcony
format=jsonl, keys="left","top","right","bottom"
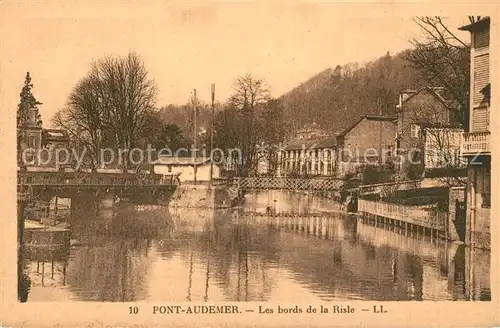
{"left": 462, "top": 131, "right": 490, "bottom": 156}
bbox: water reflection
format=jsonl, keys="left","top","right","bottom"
{"left": 21, "top": 190, "right": 490, "bottom": 302}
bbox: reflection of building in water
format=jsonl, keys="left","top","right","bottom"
{"left": 46, "top": 207, "right": 172, "bottom": 301}
{"left": 145, "top": 211, "right": 278, "bottom": 302}
{"left": 214, "top": 222, "right": 276, "bottom": 302}
{"left": 355, "top": 220, "right": 490, "bottom": 301}
{"left": 64, "top": 239, "right": 152, "bottom": 301}
{"left": 22, "top": 188, "right": 491, "bottom": 302}
{"left": 245, "top": 190, "right": 322, "bottom": 215}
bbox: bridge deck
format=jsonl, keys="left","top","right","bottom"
{"left": 18, "top": 171, "right": 177, "bottom": 187}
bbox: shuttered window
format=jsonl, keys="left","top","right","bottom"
{"left": 474, "top": 28, "right": 490, "bottom": 49}
{"left": 471, "top": 107, "right": 489, "bottom": 132}
{"left": 473, "top": 53, "right": 490, "bottom": 104}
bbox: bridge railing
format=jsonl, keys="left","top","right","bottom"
{"left": 17, "top": 171, "right": 174, "bottom": 186}
{"left": 237, "top": 177, "right": 342, "bottom": 191}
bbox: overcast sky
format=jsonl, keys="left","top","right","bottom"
{"left": 0, "top": 2, "right": 481, "bottom": 127}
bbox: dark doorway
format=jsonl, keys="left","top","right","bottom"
{"left": 455, "top": 199, "right": 466, "bottom": 242}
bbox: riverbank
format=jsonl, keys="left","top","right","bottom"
{"left": 169, "top": 182, "right": 240, "bottom": 209}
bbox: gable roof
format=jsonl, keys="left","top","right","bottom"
{"left": 459, "top": 16, "right": 490, "bottom": 32}
{"left": 336, "top": 115, "right": 396, "bottom": 138}
{"left": 151, "top": 156, "right": 212, "bottom": 166}
{"left": 284, "top": 137, "right": 337, "bottom": 151}
{"left": 398, "top": 86, "right": 452, "bottom": 110}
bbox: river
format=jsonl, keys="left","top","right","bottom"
{"left": 20, "top": 190, "right": 491, "bottom": 302}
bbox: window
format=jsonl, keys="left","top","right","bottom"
{"left": 410, "top": 124, "right": 421, "bottom": 138}
{"left": 474, "top": 28, "right": 490, "bottom": 49}
{"left": 473, "top": 54, "right": 490, "bottom": 105}
{"left": 28, "top": 136, "right": 35, "bottom": 148}
{"left": 168, "top": 165, "right": 172, "bottom": 173}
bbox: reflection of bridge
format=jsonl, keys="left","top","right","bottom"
{"left": 214, "top": 177, "right": 342, "bottom": 191}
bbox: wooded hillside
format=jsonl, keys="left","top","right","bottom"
{"left": 279, "top": 49, "right": 426, "bottom": 137}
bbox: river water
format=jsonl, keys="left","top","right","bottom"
{"left": 21, "top": 190, "right": 491, "bottom": 302}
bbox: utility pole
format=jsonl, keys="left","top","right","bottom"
{"left": 193, "top": 89, "right": 198, "bottom": 185}
{"left": 209, "top": 83, "right": 215, "bottom": 185}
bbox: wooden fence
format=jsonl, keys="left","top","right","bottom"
{"left": 358, "top": 198, "right": 448, "bottom": 231}
{"left": 358, "top": 178, "right": 447, "bottom": 197}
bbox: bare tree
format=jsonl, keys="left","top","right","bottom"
{"left": 53, "top": 51, "right": 158, "bottom": 171}
{"left": 227, "top": 74, "right": 270, "bottom": 176}
{"left": 214, "top": 74, "right": 287, "bottom": 177}
{"left": 229, "top": 73, "right": 270, "bottom": 111}
{"left": 52, "top": 77, "right": 105, "bottom": 171}
{"left": 406, "top": 16, "right": 470, "bottom": 128}
{"left": 94, "top": 52, "right": 158, "bottom": 167}
{"left": 423, "top": 126, "right": 466, "bottom": 186}
{"left": 400, "top": 98, "right": 466, "bottom": 186}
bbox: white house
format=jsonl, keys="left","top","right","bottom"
{"left": 152, "top": 156, "right": 220, "bottom": 183}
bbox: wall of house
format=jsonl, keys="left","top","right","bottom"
{"left": 466, "top": 163, "right": 491, "bottom": 250}
{"left": 463, "top": 22, "right": 491, "bottom": 251}
{"left": 398, "top": 92, "right": 451, "bottom": 152}
{"left": 281, "top": 147, "right": 336, "bottom": 176}
{"left": 470, "top": 26, "right": 490, "bottom": 133}
{"left": 154, "top": 163, "right": 220, "bottom": 182}
{"left": 341, "top": 118, "right": 396, "bottom": 164}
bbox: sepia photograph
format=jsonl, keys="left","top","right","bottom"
{"left": 1, "top": 2, "right": 499, "bottom": 327}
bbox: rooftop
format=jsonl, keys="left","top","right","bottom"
{"left": 42, "top": 128, "right": 69, "bottom": 142}
{"left": 396, "top": 86, "right": 453, "bottom": 110}
{"left": 151, "top": 156, "right": 212, "bottom": 166}
{"left": 284, "top": 137, "right": 337, "bottom": 151}
{"left": 336, "top": 115, "right": 397, "bottom": 138}
{"left": 459, "top": 16, "right": 490, "bottom": 32}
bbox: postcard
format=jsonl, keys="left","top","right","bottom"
{"left": 0, "top": 1, "right": 498, "bottom": 327}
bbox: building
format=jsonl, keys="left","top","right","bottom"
{"left": 19, "top": 106, "right": 43, "bottom": 153}
{"left": 293, "top": 122, "right": 330, "bottom": 141}
{"left": 280, "top": 137, "right": 337, "bottom": 177}
{"left": 395, "top": 86, "right": 465, "bottom": 178}
{"left": 395, "top": 86, "right": 455, "bottom": 151}
{"left": 336, "top": 115, "right": 396, "bottom": 176}
{"left": 152, "top": 156, "right": 220, "bottom": 183}
{"left": 18, "top": 105, "right": 70, "bottom": 167}
{"left": 41, "top": 129, "right": 70, "bottom": 149}
{"left": 459, "top": 17, "right": 491, "bottom": 249}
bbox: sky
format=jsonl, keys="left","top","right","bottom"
{"left": 0, "top": 1, "right": 481, "bottom": 128}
